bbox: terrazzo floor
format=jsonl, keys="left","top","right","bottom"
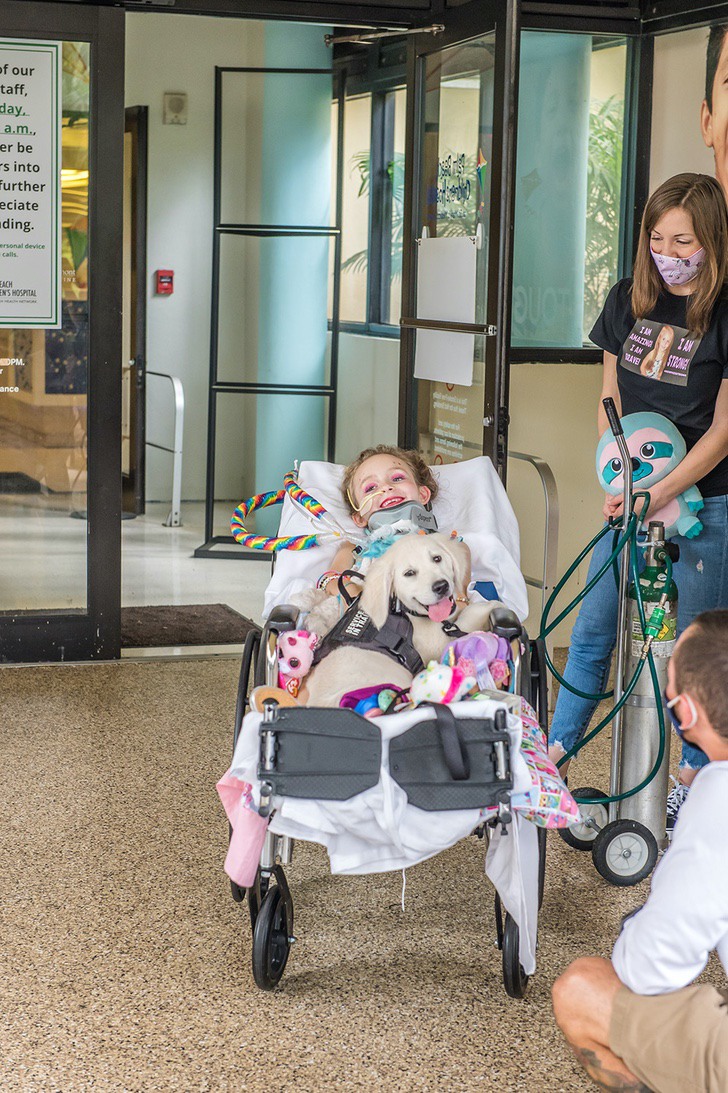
{"left": 1, "top": 655, "right": 720, "bottom": 1092}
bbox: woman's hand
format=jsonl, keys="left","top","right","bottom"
{"left": 602, "top": 493, "right": 623, "bottom": 521}
{"left": 602, "top": 484, "right": 666, "bottom": 523}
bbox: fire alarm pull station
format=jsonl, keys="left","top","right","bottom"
{"left": 155, "top": 270, "right": 174, "bottom": 295}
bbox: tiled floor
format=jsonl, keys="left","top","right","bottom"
{"left": 120, "top": 502, "right": 271, "bottom": 619}
{"left": 0, "top": 498, "right": 272, "bottom": 652}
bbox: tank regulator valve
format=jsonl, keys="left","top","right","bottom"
{"left": 639, "top": 592, "right": 670, "bottom": 660}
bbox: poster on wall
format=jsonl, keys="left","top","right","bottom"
{"left": 0, "top": 39, "right": 61, "bottom": 329}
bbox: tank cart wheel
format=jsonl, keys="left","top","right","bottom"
{"left": 559, "top": 787, "right": 608, "bottom": 851}
{"left": 592, "top": 819, "right": 658, "bottom": 887}
{"left": 251, "top": 883, "right": 294, "bottom": 990}
{"left": 502, "top": 912, "right": 529, "bottom": 999}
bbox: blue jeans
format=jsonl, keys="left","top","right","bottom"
{"left": 549, "top": 495, "right": 728, "bottom": 770}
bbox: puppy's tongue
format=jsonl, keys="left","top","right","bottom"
{"left": 428, "top": 598, "right": 453, "bottom": 623}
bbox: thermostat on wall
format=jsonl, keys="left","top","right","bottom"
{"left": 163, "top": 92, "right": 188, "bottom": 125}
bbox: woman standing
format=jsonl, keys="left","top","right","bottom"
{"left": 548, "top": 173, "right": 728, "bottom": 831}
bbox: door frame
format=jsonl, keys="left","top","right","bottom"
{"left": 123, "top": 104, "right": 148, "bottom": 517}
{"left": 398, "top": 0, "right": 521, "bottom": 478}
{"left": 0, "top": 1, "right": 124, "bottom": 662}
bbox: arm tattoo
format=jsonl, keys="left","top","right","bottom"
{"left": 572, "top": 1047, "right": 651, "bottom": 1092}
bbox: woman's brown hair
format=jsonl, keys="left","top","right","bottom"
{"left": 342, "top": 445, "right": 439, "bottom": 514}
{"left": 631, "top": 172, "right": 728, "bottom": 336}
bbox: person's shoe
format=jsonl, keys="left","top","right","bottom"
{"left": 666, "top": 776, "right": 689, "bottom": 839}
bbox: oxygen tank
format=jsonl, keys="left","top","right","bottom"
{"left": 619, "top": 521, "right": 677, "bottom": 846}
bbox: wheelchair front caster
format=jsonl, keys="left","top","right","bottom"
{"left": 559, "top": 786, "right": 608, "bottom": 851}
{"left": 252, "top": 881, "right": 294, "bottom": 990}
{"left": 592, "top": 819, "right": 658, "bottom": 887}
{"left": 502, "top": 912, "right": 529, "bottom": 999}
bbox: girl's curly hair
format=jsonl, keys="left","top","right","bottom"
{"left": 342, "top": 444, "right": 439, "bottom": 514}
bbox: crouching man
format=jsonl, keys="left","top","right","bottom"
{"left": 552, "top": 609, "right": 728, "bottom": 1092}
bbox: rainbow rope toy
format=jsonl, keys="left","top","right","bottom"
{"left": 231, "top": 470, "right": 333, "bottom": 551}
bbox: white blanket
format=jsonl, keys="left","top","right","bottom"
{"left": 262, "top": 456, "right": 529, "bottom": 621}
{"left": 228, "top": 697, "right": 539, "bottom": 973}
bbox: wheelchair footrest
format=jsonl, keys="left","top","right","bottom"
{"left": 389, "top": 712, "right": 513, "bottom": 811}
{"left": 258, "top": 707, "right": 381, "bottom": 801}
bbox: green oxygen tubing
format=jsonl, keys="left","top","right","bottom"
{"left": 538, "top": 398, "right": 670, "bottom": 807}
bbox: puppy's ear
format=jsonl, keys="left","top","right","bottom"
{"left": 445, "top": 537, "right": 471, "bottom": 597}
{"left": 359, "top": 554, "right": 395, "bottom": 629}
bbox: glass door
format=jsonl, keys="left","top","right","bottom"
{"left": 0, "top": 2, "right": 124, "bottom": 661}
{"left": 400, "top": 1, "right": 519, "bottom": 474}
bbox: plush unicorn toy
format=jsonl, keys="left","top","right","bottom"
{"left": 596, "top": 411, "right": 703, "bottom": 539}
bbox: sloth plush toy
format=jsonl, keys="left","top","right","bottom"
{"left": 596, "top": 411, "right": 703, "bottom": 539}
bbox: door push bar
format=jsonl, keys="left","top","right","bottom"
{"left": 399, "top": 317, "right": 497, "bottom": 337}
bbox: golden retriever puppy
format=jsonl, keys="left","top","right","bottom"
{"left": 302, "top": 532, "right": 504, "bottom": 708}
{"left": 358, "top": 532, "right": 503, "bottom": 663}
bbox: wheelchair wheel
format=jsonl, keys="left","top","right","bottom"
{"left": 502, "top": 912, "right": 529, "bottom": 999}
{"left": 537, "top": 826, "right": 546, "bottom": 909}
{"left": 234, "top": 627, "right": 261, "bottom": 747}
{"left": 230, "top": 879, "right": 246, "bottom": 904}
{"left": 246, "top": 869, "right": 271, "bottom": 931}
{"left": 559, "top": 786, "right": 608, "bottom": 851}
{"left": 252, "top": 882, "right": 294, "bottom": 990}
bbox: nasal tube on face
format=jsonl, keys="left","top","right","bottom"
{"left": 346, "top": 487, "right": 387, "bottom": 517}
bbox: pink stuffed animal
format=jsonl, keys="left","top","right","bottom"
{"left": 277, "top": 630, "right": 318, "bottom": 697}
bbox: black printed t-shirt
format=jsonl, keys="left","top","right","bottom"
{"left": 590, "top": 278, "right": 728, "bottom": 497}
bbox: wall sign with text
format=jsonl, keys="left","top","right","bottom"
{"left": 0, "top": 39, "right": 62, "bottom": 329}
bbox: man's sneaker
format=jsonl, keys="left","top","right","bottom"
{"left": 666, "top": 776, "right": 689, "bottom": 838}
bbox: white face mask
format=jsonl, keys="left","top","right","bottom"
{"left": 650, "top": 246, "right": 706, "bottom": 286}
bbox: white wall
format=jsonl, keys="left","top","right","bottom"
{"left": 508, "top": 363, "right": 604, "bottom": 643}
{"left": 650, "top": 26, "right": 714, "bottom": 190}
{"left": 125, "top": 13, "right": 264, "bottom": 502}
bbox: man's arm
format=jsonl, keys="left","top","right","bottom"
{"left": 612, "top": 768, "right": 728, "bottom": 993}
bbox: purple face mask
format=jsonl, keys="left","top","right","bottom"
{"left": 650, "top": 246, "right": 706, "bottom": 286}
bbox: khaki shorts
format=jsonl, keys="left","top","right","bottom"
{"left": 610, "top": 982, "right": 728, "bottom": 1092}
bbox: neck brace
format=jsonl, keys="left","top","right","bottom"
{"left": 367, "top": 501, "right": 438, "bottom": 534}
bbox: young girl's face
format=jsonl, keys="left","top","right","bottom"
{"left": 349, "top": 453, "right": 431, "bottom": 528}
{"left": 656, "top": 326, "right": 673, "bottom": 353}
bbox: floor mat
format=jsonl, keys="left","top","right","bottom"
{"left": 0, "top": 471, "right": 43, "bottom": 493}
{"left": 121, "top": 603, "right": 259, "bottom": 647}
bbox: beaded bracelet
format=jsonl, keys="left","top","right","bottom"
{"left": 317, "top": 570, "right": 340, "bottom": 592}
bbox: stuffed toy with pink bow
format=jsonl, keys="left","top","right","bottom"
{"left": 277, "top": 630, "right": 318, "bottom": 697}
